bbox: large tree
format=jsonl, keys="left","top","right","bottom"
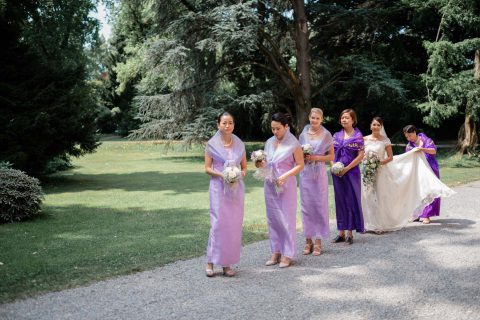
{"left": 405, "top": 0, "right": 480, "bottom": 154}
{"left": 0, "top": 0, "right": 100, "bottom": 174}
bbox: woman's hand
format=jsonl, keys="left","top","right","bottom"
{"left": 255, "top": 160, "right": 266, "bottom": 168}
{"left": 305, "top": 154, "right": 316, "bottom": 162}
{"left": 276, "top": 175, "right": 287, "bottom": 187}
{"left": 336, "top": 168, "right": 348, "bottom": 177}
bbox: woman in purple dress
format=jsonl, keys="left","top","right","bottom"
{"left": 403, "top": 125, "right": 440, "bottom": 224}
{"left": 204, "top": 112, "right": 247, "bottom": 277}
{"left": 299, "top": 108, "right": 334, "bottom": 255}
{"left": 331, "top": 109, "right": 365, "bottom": 244}
{"left": 256, "top": 112, "right": 304, "bottom": 268}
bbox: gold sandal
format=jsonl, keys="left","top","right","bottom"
{"left": 312, "top": 244, "right": 321, "bottom": 256}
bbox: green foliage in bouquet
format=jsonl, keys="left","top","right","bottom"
{"left": 0, "top": 168, "right": 44, "bottom": 223}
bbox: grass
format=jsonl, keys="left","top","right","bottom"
{"left": 1, "top": 140, "right": 479, "bottom": 302}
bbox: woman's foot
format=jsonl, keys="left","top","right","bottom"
{"left": 331, "top": 234, "right": 345, "bottom": 243}
{"left": 265, "top": 253, "right": 281, "bottom": 266}
{"left": 205, "top": 263, "right": 214, "bottom": 277}
{"left": 302, "top": 241, "right": 313, "bottom": 255}
{"left": 279, "top": 257, "right": 292, "bottom": 268}
{"left": 222, "top": 267, "right": 235, "bottom": 277}
{"left": 312, "top": 240, "right": 321, "bottom": 256}
{"left": 423, "top": 218, "right": 431, "bottom": 224}
{"left": 345, "top": 236, "right": 353, "bottom": 245}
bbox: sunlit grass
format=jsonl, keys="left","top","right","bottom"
{"left": 0, "top": 139, "right": 478, "bottom": 302}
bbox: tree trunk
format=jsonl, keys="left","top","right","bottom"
{"left": 456, "top": 49, "right": 480, "bottom": 155}
{"left": 457, "top": 114, "right": 477, "bottom": 155}
{"left": 292, "top": 0, "right": 311, "bottom": 133}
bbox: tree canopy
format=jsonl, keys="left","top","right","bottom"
{"left": 0, "top": 0, "right": 101, "bottom": 174}
{"left": 1, "top": 0, "right": 479, "bottom": 175}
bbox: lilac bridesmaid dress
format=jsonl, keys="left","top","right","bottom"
{"left": 299, "top": 125, "right": 333, "bottom": 240}
{"left": 263, "top": 130, "right": 301, "bottom": 259}
{"left": 205, "top": 132, "right": 245, "bottom": 266}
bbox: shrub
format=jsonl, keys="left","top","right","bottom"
{"left": 42, "top": 155, "right": 73, "bottom": 174}
{"left": 0, "top": 161, "right": 13, "bottom": 169}
{"left": 0, "top": 168, "right": 44, "bottom": 222}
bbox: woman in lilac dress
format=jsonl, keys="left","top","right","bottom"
{"left": 331, "top": 109, "right": 365, "bottom": 245}
{"left": 299, "top": 108, "right": 334, "bottom": 255}
{"left": 403, "top": 125, "right": 440, "bottom": 224}
{"left": 256, "top": 112, "right": 304, "bottom": 268}
{"left": 204, "top": 112, "right": 247, "bottom": 277}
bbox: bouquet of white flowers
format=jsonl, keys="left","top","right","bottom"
{"left": 362, "top": 151, "right": 380, "bottom": 189}
{"left": 250, "top": 150, "right": 267, "bottom": 163}
{"left": 223, "top": 166, "right": 242, "bottom": 184}
{"left": 301, "top": 143, "right": 313, "bottom": 156}
{"left": 251, "top": 150, "right": 270, "bottom": 181}
{"left": 331, "top": 162, "right": 344, "bottom": 175}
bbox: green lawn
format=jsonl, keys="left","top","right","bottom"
{"left": 1, "top": 140, "right": 479, "bottom": 302}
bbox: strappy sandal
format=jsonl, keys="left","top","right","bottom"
{"left": 265, "top": 253, "right": 281, "bottom": 266}
{"left": 222, "top": 267, "right": 236, "bottom": 277}
{"left": 423, "top": 218, "right": 431, "bottom": 224}
{"left": 312, "top": 244, "right": 321, "bottom": 256}
{"left": 205, "top": 268, "right": 214, "bottom": 277}
{"left": 302, "top": 242, "right": 313, "bottom": 255}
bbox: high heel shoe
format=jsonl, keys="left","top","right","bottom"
{"left": 312, "top": 244, "right": 321, "bottom": 256}
{"left": 279, "top": 257, "right": 292, "bottom": 268}
{"left": 265, "top": 253, "right": 281, "bottom": 266}
{"left": 205, "top": 268, "right": 215, "bottom": 277}
{"left": 302, "top": 243, "right": 313, "bottom": 255}
{"left": 222, "top": 267, "right": 235, "bottom": 277}
{"left": 331, "top": 235, "right": 345, "bottom": 243}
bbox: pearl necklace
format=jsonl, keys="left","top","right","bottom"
{"left": 222, "top": 137, "right": 233, "bottom": 147}
{"left": 308, "top": 127, "right": 321, "bottom": 135}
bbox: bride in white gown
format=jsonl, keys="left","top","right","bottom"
{"left": 361, "top": 117, "right": 455, "bottom": 232}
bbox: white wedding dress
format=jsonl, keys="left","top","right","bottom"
{"left": 361, "top": 136, "right": 455, "bottom": 232}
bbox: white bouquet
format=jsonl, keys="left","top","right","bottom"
{"left": 362, "top": 151, "right": 380, "bottom": 189}
{"left": 331, "top": 162, "right": 344, "bottom": 175}
{"left": 250, "top": 150, "right": 267, "bottom": 163}
{"left": 223, "top": 166, "right": 241, "bottom": 184}
{"left": 301, "top": 143, "right": 313, "bottom": 156}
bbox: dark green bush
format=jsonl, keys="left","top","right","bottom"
{"left": 0, "top": 168, "right": 44, "bottom": 222}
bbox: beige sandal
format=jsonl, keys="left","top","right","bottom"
{"left": 279, "top": 257, "right": 293, "bottom": 268}
{"left": 312, "top": 244, "right": 321, "bottom": 256}
{"left": 302, "top": 243, "right": 313, "bottom": 255}
{"left": 265, "top": 253, "right": 281, "bottom": 266}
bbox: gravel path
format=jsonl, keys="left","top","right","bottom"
{"left": 1, "top": 181, "right": 479, "bottom": 320}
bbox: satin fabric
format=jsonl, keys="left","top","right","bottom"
{"left": 263, "top": 130, "right": 301, "bottom": 259}
{"left": 332, "top": 127, "right": 365, "bottom": 232}
{"left": 205, "top": 131, "right": 245, "bottom": 266}
{"left": 406, "top": 133, "right": 441, "bottom": 218}
{"left": 362, "top": 138, "right": 455, "bottom": 232}
{"left": 299, "top": 125, "right": 333, "bottom": 239}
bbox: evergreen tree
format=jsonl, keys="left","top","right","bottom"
{"left": 0, "top": 0, "right": 100, "bottom": 174}
{"left": 405, "top": 0, "right": 480, "bottom": 154}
